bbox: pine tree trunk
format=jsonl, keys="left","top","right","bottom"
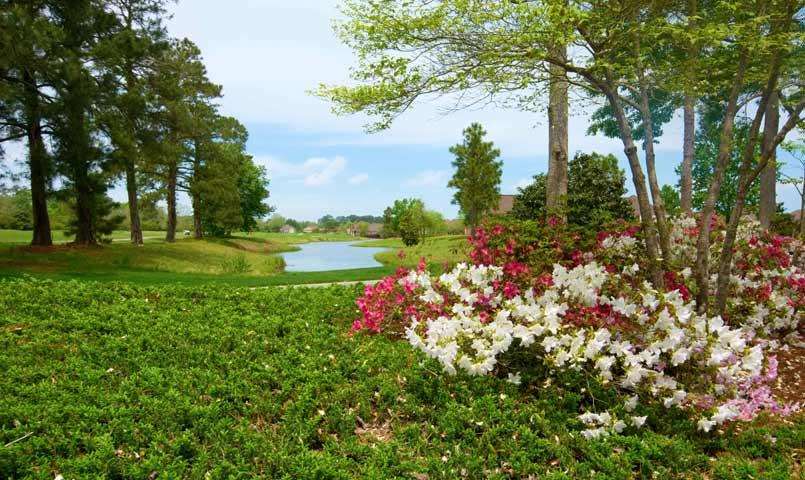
{"left": 680, "top": 95, "right": 695, "bottom": 214}
{"left": 23, "top": 69, "right": 52, "bottom": 246}
{"left": 73, "top": 169, "right": 96, "bottom": 245}
{"left": 166, "top": 165, "right": 177, "bottom": 243}
{"left": 71, "top": 107, "right": 96, "bottom": 246}
{"left": 192, "top": 192, "right": 202, "bottom": 239}
{"left": 126, "top": 159, "right": 144, "bottom": 245}
{"left": 192, "top": 146, "right": 203, "bottom": 239}
{"left": 124, "top": 66, "right": 144, "bottom": 245}
{"left": 759, "top": 92, "right": 779, "bottom": 229}
{"left": 546, "top": 45, "right": 568, "bottom": 219}
{"left": 693, "top": 52, "right": 749, "bottom": 313}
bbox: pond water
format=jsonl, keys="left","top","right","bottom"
{"left": 280, "top": 241, "right": 389, "bottom": 272}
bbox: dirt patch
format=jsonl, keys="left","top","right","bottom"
{"left": 354, "top": 416, "right": 393, "bottom": 444}
{"left": 770, "top": 345, "right": 804, "bottom": 407}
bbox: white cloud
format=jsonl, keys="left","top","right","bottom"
{"left": 348, "top": 173, "right": 369, "bottom": 185}
{"left": 514, "top": 177, "right": 533, "bottom": 190}
{"left": 260, "top": 155, "right": 347, "bottom": 187}
{"left": 404, "top": 169, "right": 449, "bottom": 188}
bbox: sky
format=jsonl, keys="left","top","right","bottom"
{"left": 3, "top": 0, "right": 802, "bottom": 221}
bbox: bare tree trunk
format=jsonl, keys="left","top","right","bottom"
{"left": 693, "top": 51, "right": 749, "bottom": 313}
{"left": 192, "top": 192, "right": 202, "bottom": 239}
{"left": 165, "top": 164, "right": 177, "bottom": 243}
{"left": 800, "top": 173, "right": 805, "bottom": 239}
{"left": 680, "top": 95, "right": 695, "bottom": 213}
{"left": 680, "top": 0, "right": 698, "bottom": 214}
{"left": 759, "top": 91, "right": 779, "bottom": 228}
{"left": 546, "top": 45, "right": 568, "bottom": 219}
{"left": 637, "top": 70, "right": 671, "bottom": 262}
{"left": 125, "top": 159, "right": 144, "bottom": 245}
{"left": 124, "top": 68, "right": 144, "bottom": 245}
{"left": 191, "top": 142, "right": 203, "bottom": 239}
{"left": 74, "top": 171, "right": 96, "bottom": 245}
{"left": 23, "top": 69, "right": 52, "bottom": 246}
{"left": 602, "top": 78, "right": 664, "bottom": 287}
{"left": 714, "top": 98, "right": 804, "bottom": 313}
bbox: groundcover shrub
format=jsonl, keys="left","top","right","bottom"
{"left": 0, "top": 277, "right": 802, "bottom": 478}
{"left": 353, "top": 216, "right": 802, "bottom": 440}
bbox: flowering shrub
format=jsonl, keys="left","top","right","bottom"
{"left": 352, "top": 216, "right": 803, "bottom": 438}
{"left": 598, "top": 215, "right": 804, "bottom": 341}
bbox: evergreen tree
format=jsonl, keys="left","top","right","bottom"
{"left": 447, "top": 123, "right": 502, "bottom": 230}
{"left": 50, "top": 0, "right": 117, "bottom": 245}
{"left": 0, "top": 1, "right": 58, "bottom": 245}
{"left": 97, "top": 0, "right": 170, "bottom": 244}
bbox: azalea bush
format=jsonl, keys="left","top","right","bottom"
{"left": 352, "top": 216, "right": 803, "bottom": 438}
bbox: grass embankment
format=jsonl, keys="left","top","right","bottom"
{"left": 0, "top": 230, "right": 464, "bottom": 286}
{"left": 0, "top": 229, "right": 165, "bottom": 245}
{"left": 0, "top": 278, "right": 801, "bottom": 479}
{"left": 0, "top": 232, "right": 394, "bottom": 286}
{"left": 358, "top": 235, "right": 468, "bottom": 271}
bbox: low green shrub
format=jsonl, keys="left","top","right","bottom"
{"left": 0, "top": 279, "right": 801, "bottom": 478}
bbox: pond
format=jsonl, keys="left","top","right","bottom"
{"left": 280, "top": 241, "right": 389, "bottom": 272}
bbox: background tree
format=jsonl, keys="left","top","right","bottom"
{"left": 447, "top": 123, "right": 502, "bottom": 230}
{"left": 144, "top": 38, "right": 221, "bottom": 242}
{"left": 546, "top": 42, "right": 568, "bottom": 218}
{"left": 660, "top": 185, "right": 681, "bottom": 217}
{"left": 512, "top": 152, "right": 633, "bottom": 231}
{"left": 97, "top": 0, "right": 170, "bottom": 245}
{"left": 780, "top": 139, "right": 805, "bottom": 238}
{"left": 0, "top": 1, "right": 59, "bottom": 245}
{"left": 382, "top": 197, "right": 437, "bottom": 242}
{"left": 50, "top": 0, "right": 118, "bottom": 245}
{"left": 758, "top": 92, "right": 780, "bottom": 228}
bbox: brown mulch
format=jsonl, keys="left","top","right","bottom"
{"left": 770, "top": 345, "right": 804, "bottom": 407}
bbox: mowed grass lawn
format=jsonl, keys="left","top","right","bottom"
{"left": 0, "top": 231, "right": 399, "bottom": 286}
{"left": 358, "top": 235, "right": 468, "bottom": 271}
{"left": 0, "top": 230, "right": 464, "bottom": 286}
{"left": 1, "top": 278, "right": 802, "bottom": 479}
{"left": 0, "top": 229, "right": 166, "bottom": 245}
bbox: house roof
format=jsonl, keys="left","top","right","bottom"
{"left": 791, "top": 209, "right": 803, "bottom": 221}
{"left": 366, "top": 223, "right": 382, "bottom": 233}
{"left": 492, "top": 195, "right": 516, "bottom": 215}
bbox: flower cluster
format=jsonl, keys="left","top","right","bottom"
{"left": 598, "top": 215, "right": 804, "bottom": 341}
{"left": 351, "top": 216, "right": 802, "bottom": 438}
{"left": 399, "top": 261, "right": 793, "bottom": 436}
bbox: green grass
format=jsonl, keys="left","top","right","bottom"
{"left": 0, "top": 230, "right": 391, "bottom": 286}
{"left": 358, "top": 235, "right": 468, "bottom": 271}
{"left": 0, "top": 230, "right": 458, "bottom": 287}
{"left": 0, "top": 229, "right": 166, "bottom": 245}
{"left": 0, "top": 278, "right": 801, "bottom": 479}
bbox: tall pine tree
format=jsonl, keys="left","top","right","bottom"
{"left": 447, "top": 123, "right": 502, "bottom": 230}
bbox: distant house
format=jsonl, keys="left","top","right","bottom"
{"left": 303, "top": 225, "right": 317, "bottom": 234}
{"left": 280, "top": 224, "right": 297, "bottom": 234}
{"left": 791, "top": 209, "right": 803, "bottom": 222}
{"left": 346, "top": 224, "right": 361, "bottom": 236}
{"left": 491, "top": 194, "right": 516, "bottom": 215}
{"left": 366, "top": 223, "right": 383, "bottom": 238}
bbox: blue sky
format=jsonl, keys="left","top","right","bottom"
{"left": 4, "top": 1, "right": 801, "bottom": 221}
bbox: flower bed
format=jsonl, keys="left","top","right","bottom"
{"left": 352, "top": 216, "right": 803, "bottom": 438}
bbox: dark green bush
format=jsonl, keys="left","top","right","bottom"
{"left": 512, "top": 152, "right": 634, "bottom": 231}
